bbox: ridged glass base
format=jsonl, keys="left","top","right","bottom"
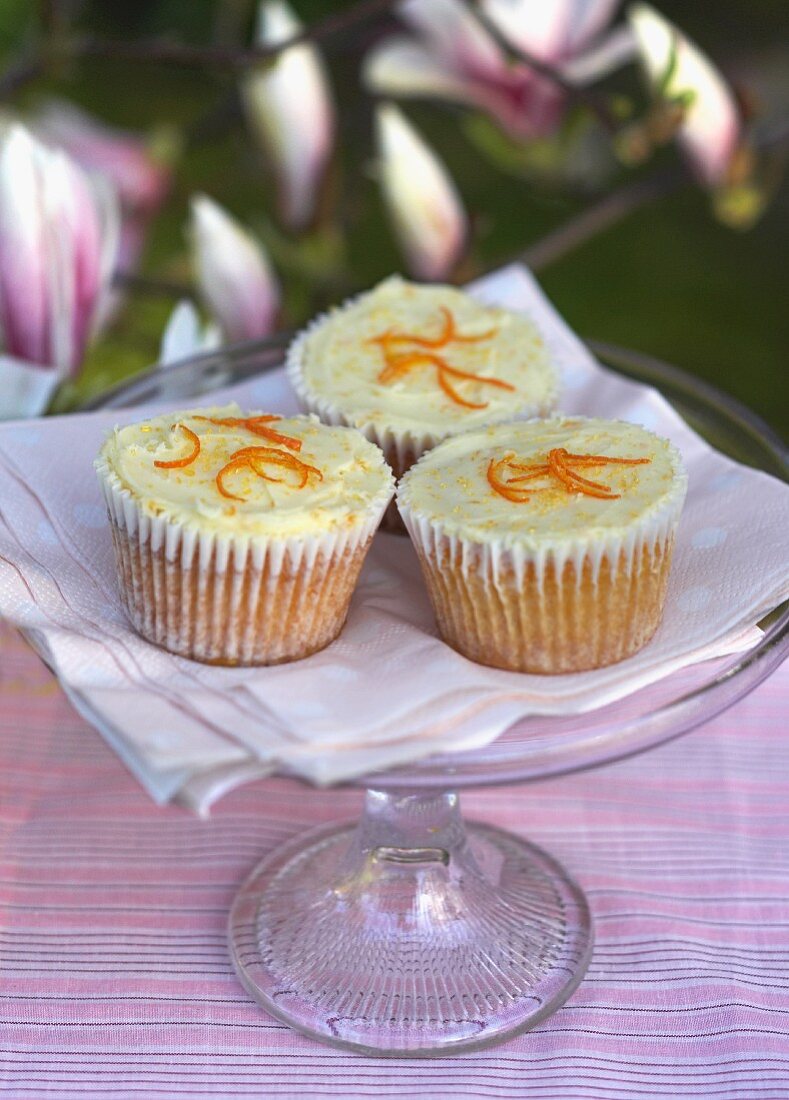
{"left": 229, "top": 790, "right": 593, "bottom": 1055}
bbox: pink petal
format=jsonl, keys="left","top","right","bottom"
{"left": 630, "top": 3, "right": 741, "bottom": 185}
{"left": 0, "top": 126, "right": 118, "bottom": 379}
{"left": 561, "top": 25, "right": 636, "bottom": 84}
{"left": 376, "top": 104, "right": 466, "bottom": 281}
{"left": 0, "top": 127, "right": 50, "bottom": 367}
{"left": 399, "top": 0, "right": 506, "bottom": 81}
{"left": 364, "top": 37, "right": 498, "bottom": 109}
{"left": 365, "top": 34, "right": 561, "bottom": 139}
{"left": 242, "top": 1, "right": 335, "bottom": 231}
{"left": 35, "top": 99, "right": 170, "bottom": 215}
{"left": 41, "top": 152, "right": 106, "bottom": 374}
{"left": 190, "top": 195, "right": 280, "bottom": 342}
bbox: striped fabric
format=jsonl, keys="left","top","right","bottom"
{"left": 1, "top": 619, "right": 788, "bottom": 1099}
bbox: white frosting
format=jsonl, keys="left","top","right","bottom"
{"left": 96, "top": 404, "right": 394, "bottom": 540}
{"left": 398, "top": 417, "right": 688, "bottom": 583}
{"left": 288, "top": 276, "right": 559, "bottom": 439}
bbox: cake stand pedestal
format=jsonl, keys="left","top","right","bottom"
{"left": 229, "top": 788, "right": 591, "bottom": 1055}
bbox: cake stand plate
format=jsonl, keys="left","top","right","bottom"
{"left": 90, "top": 336, "right": 789, "bottom": 1056}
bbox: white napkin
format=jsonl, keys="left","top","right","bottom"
{"left": 0, "top": 265, "right": 786, "bottom": 814}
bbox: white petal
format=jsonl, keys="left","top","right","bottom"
{"left": 399, "top": 0, "right": 505, "bottom": 77}
{"left": 481, "top": 0, "right": 620, "bottom": 61}
{"left": 629, "top": 2, "right": 740, "bottom": 185}
{"left": 363, "top": 37, "right": 490, "bottom": 106}
{"left": 0, "top": 353, "right": 59, "bottom": 420}
{"left": 560, "top": 24, "right": 636, "bottom": 84}
{"left": 376, "top": 104, "right": 466, "bottom": 280}
{"left": 242, "top": 0, "right": 334, "bottom": 230}
{"left": 190, "top": 194, "right": 280, "bottom": 342}
{"left": 159, "top": 299, "right": 221, "bottom": 366}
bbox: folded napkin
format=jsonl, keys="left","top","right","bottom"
{"left": 0, "top": 265, "right": 786, "bottom": 813}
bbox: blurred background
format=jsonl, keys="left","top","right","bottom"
{"left": 0, "top": 0, "right": 786, "bottom": 432}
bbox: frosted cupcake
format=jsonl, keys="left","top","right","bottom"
{"left": 95, "top": 404, "right": 394, "bottom": 666}
{"left": 287, "top": 277, "right": 559, "bottom": 525}
{"left": 397, "top": 417, "right": 687, "bottom": 673}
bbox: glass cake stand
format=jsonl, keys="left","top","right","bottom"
{"left": 90, "top": 337, "right": 789, "bottom": 1056}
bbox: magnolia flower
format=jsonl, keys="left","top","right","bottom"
{"left": 242, "top": 0, "right": 335, "bottom": 231}
{"left": 34, "top": 99, "right": 171, "bottom": 272}
{"left": 0, "top": 125, "right": 119, "bottom": 417}
{"left": 190, "top": 194, "right": 280, "bottom": 342}
{"left": 376, "top": 104, "right": 466, "bottom": 280}
{"left": 628, "top": 3, "right": 742, "bottom": 187}
{"left": 364, "top": 0, "right": 631, "bottom": 139}
{"left": 158, "top": 300, "right": 220, "bottom": 367}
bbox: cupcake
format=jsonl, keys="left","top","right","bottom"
{"left": 95, "top": 404, "right": 394, "bottom": 666}
{"left": 397, "top": 417, "right": 688, "bottom": 674}
{"left": 287, "top": 276, "right": 559, "bottom": 527}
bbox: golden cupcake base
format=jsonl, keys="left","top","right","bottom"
{"left": 413, "top": 535, "right": 676, "bottom": 674}
{"left": 109, "top": 522, "right": 371, "bottom": 666}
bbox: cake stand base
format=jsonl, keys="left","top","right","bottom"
{"left": 229, "top": 789, "right": 593, "bottom": 1055}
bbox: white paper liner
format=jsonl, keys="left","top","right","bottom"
{"left": 95, "top": 456, "right": 393, "bottom": 664}
{"left": 399, "top": 462, "right": 688, "bottom": 588}
{"left": 285, "top": 287, "right": 561, "bottom": 477}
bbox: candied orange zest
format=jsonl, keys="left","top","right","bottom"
{"left": 487, "top": 457, "right": 534, "bottom": 503}
{"left": 507, "top": 464, "right": 550, "bottom": 484}
{"left": 153, "top": 423, "right": 201, "bottom": 469}
{"left": 557, "top": 467, "right": 618, "bottom": 496}
{"left": 215, "top": 457, "right": 251, "bottom": 500}
{"left": 487, "top": 447, "right": 650, "bottom": 502}
{"left": 548, "top": 448, "right": 618, "bottom": 498}
{"left": 437, "top": 369, "right": 490, "bottom": 410}
{"left": 194, "top": 414, "right": 302, "bottom": 452}
{"left": 369, "top": 307, "right": 511, "bottom": 409}
{"left": 561, "top": 451, "right": 650, "bottom": 467}
{"left": 439, "top": 361, "right": 515, "bottom": 392}
{"left": 215, "top": 445, "right": 321, "bottom": 500}
{"left": 369, "top": 306, "right": 454, "bottom": 350}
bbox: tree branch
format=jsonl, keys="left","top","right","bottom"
{"left": 519, "top": 119, "right": 789, "bottom": 273}
{"left": 75, "top": 0, "right": 400, "bottom": 70}
{"left": 520, "top": 167, "right": 685, "bottom": 272}
{"left": 0, "top": 52, "right": 44, "bottom": 97}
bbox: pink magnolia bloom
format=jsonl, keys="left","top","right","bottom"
{"left": 364, "top": 0, "right": 631, "bottom": 139}
{"left": 0, "top": 125, "right": 119, "bottom": 380}
{"left": 35, "top": 100, "right": 172, "bottom": 272}
{"left": 190, "top": 195, "right": 280, "bottom": 342}
{"left": 242, "top": 0, "right": 335, "bottom": 231}
{"left": 629, "top": 3, "right": 742, "bottom": 187}
{"left": 376, "top": 104, "right": 466, "bottom": 280}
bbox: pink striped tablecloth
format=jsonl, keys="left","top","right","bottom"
{"left": 1, "top": 620, "right": 788, "bottom": 1099}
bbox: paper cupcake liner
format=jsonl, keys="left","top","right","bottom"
{"left": 398, "top": 493, "right": 685, "bottom": 674}
{"left": 96, "top": 459, "right": 391, "bottom": 666}
{"left": 285, "top": 290, "right": 561, "bottom": 491}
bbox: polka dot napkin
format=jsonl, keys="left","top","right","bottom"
{"left": 0, "top": 266, "right": 786, "bottom": 812}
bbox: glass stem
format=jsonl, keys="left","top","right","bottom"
{"left": 336, "top": 788, "right": 483, "bottom": 895}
